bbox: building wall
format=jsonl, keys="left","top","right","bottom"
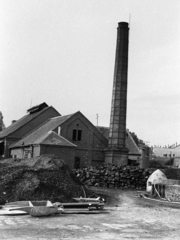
{"left": 10, "top": 146, "right": 39, "bottom": 159}
{"left": 54, "top": 113, "right": 108, "bottom": 168}
{"left": 40, "top": 145, "right": 75, "bottom": 169}
{"left": 92, "top": 150, "right": 105, "bottom": 166}
{"left": 73, "top": 149, "right": 89, "bottom": 168}
{"left": 33, "top": 146, "right": 41, "bottom": 158}
{"left": 11, "top": 148, "right": 23, "bottom": 158}
{"left": 4, "top": 138, "right": 19, "bottom": 158}
{"left": 173, "top": 157, "right": 180, "bottom": 168}
{"left": 10, "top": 145, "right": 75, "bottom": 169}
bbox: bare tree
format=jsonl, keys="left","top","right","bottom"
{"left": 0, "top": 111, "right": 5, "bottom": 131}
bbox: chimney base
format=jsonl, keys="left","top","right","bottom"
{"left": 105, "top": 148, "right": 128, "bottom": 165}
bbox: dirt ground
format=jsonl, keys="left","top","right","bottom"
{"left": 1, "top": 188, "right": 180, "bottom": 240}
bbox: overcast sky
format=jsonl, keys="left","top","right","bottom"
{"left": 0, "top": 0, "right": 180, "bottom": 147}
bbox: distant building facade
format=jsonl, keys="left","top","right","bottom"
{"left": 152, "top": 146, "right": 180, "bottom": 159}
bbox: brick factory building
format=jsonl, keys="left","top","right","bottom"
{"left": 7, "top": 103, "right": 148, "bottom": 169}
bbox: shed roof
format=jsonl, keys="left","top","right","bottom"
{"left": 10, "top": 113, "right": 74, "bottom": 148}
{"left": 34, "top": 131, "right": 77, "bottom": 147}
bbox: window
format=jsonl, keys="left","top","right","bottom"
{"left": 72, "top": 129, "right": 82, "bottom": 141}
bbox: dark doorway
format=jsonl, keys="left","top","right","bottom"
{"left": 74, "top": 156, "right": 80, "bottom": 169}
{"left": 0, "top": 141, "right": 4, "bottom": 158}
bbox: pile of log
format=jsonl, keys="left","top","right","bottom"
{"left": 73, "top": 165, "right": 153, "bottom": 190}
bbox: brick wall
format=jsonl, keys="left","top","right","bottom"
{"left": 40, "top": 145, "right": 75, "bottom": 169}
{"left": 58, "top": 113, "right": 107, "bottom": 167}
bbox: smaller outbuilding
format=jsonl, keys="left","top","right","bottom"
{"left": 10, "top": 131, "right": 77, "bottom": 169}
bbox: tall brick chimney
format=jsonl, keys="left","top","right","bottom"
{"left": 105, "top": 22, "right": 129, "bottom": 165}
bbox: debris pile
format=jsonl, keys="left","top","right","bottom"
{"left": 0, "top": 155, "right": 91, "bottom": 204}
{"left": 74, "top": 165, "right": 153, "bottom": 189}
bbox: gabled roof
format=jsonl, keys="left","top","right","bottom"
{"left": 126, "top": 130, "right": 141, "bottom": 155}
{"left": 34, "top": 131, "right": 77, "bottom": 147}
{"left": 97, "top": 126, "right": 141, "bottom": 156}
{"left": 0, "top": 104, "right": 60, "bottom": 139}
{"left": 10, "top": 113, "right": 74, "bottom": 148}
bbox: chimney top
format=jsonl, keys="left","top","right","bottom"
{"left": 118, "top": 22, "right": 129, "bottom": 28}
{"left": 12, "top": 120, "right": 17, "bottom": 124}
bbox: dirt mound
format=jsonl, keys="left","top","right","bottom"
{"left": 0, "top": 154, "right": 91, "bottom": 204}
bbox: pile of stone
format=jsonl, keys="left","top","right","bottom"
{"left": 0, "top": 155, "right": 91, "bottom": 204}
{"left": 74, "top": 165, "right": 153, "bottom": 189}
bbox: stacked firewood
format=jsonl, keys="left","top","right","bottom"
{"left": 73, "top": 165, "right": 153, "bottom": 190}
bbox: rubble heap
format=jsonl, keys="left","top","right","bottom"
{"left": 73, "top": 165, "right": 153, "bottom": 189}
{"left": 0, "top": 155, "right": 90, "bottom": 204}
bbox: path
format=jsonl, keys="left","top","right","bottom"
{"left": 1, "top": 190, "right": 180, "bottom": 239}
